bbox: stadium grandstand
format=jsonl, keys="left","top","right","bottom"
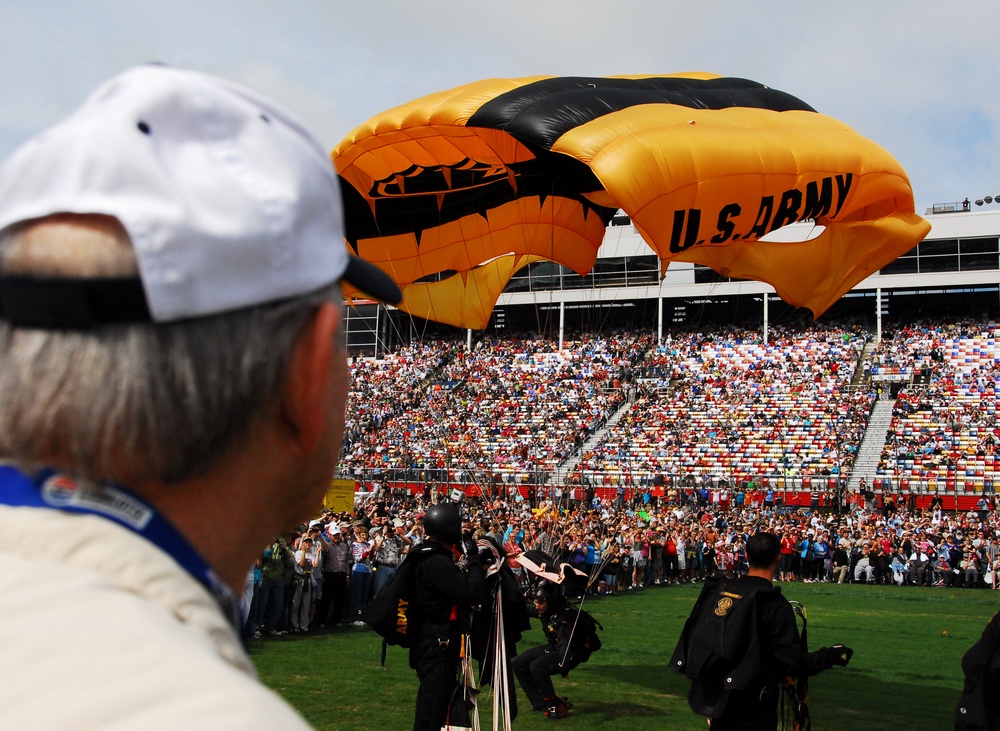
{"left": 337, "top": 199, "right": 1000, "bottom": 512}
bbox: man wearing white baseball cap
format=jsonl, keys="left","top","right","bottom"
{"left": 0, "top": 65, "right": 401, "bottom": 729}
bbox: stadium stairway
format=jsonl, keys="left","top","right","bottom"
{"left": 556, "top": 394, "right": 635, "bottom": 480}
{"left": 851, "top": 341, "right": 877, "bottom": 385}
{"left": 847, "top": 400, "right": 895, "bottom": 491}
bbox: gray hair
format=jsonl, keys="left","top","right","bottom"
{"left": 0, "top": 217, "right": 341, "bottom": 484}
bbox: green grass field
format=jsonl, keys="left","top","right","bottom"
{"left": 252, "top": 582, "right": 996, "bottom": 730}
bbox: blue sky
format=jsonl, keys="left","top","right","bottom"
{"left": 3, "top": 1, "right": 998, "bottom": 214}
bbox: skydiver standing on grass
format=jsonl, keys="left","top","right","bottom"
{"left": 408, "top": 501, "right": 487, "bottom": 731}
{"left": 671, "top": 532, "right": 853, "bottom": 731}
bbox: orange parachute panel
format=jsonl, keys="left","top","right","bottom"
{"left": 334, "top": 74, "right": 929, "bottom": 329}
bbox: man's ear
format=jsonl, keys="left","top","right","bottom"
{"left": 281, "top": 302, "right": 341, "bottom": 455}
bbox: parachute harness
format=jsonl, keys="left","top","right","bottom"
{"left": 779, "top": 601, "right": 811, "bottom": 731}
{"left": 445, "top": 633, "right": 481, "bottom": 731}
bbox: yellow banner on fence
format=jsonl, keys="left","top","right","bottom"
{"left": 325, "top": 478, "right": 356, "bottom": 513}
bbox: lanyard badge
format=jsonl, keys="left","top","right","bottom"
{"left": 0, "top": 466, "right": 242, "bottom": 632}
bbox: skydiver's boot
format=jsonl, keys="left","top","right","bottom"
{"left": 543, "top": 696, "right": 570, "bottom": 719}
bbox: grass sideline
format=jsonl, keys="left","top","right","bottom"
{"left": 251, "top": 582, "right": 995, "bottom": 730}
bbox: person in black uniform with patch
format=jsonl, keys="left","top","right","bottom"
{"left": 671, "top": 532, "right": 853, "bottom": 731}
{"left": 409, "top": 502, "right": 486, "bottom": 731}
{"left": 956, "top": 610, "right": 1000, "bottom": 730}
{"left": 512, "top": 582, "right": 584, "bottom": 719}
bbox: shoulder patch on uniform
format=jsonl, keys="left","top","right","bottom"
{"left": 714, "top": 596, "right": 735, "bottom": 617}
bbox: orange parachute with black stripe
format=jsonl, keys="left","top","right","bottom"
{"left": 333, "top": 73, "right": 929, "bottom": 330}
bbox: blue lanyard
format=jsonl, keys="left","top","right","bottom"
{"left": 0, "top": 465, "right": 242, "bottom": 632}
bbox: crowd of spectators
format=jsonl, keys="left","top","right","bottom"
{"left": 240, "top": 482, "right": 1000, "bottom": 642}
{"left": 339, "top": 332, "right": 649, "bottom": 487}
{"left": 334, "top": 318, "right": 999, "bottom": 501}
{"left": 340, "top": 339, "right": 457, "bottom": 476}
{"left": 874, "top": 319, "right": 1000, "bottom": 492}
{"left": 224, "top": 317, "right": 1000, "bottom": 641}
{"left": 578, "top": 323, "right": 873, "bottom": 486}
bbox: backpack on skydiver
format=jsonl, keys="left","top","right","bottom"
{"left": 359, "top": 544, "right": 431, "bottom": 651}
{"left": 669, "top": 576, "right": 778, "bottom": 718}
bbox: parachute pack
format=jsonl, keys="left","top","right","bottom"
{"left": 671, "top": 578, "right": 815, "bottom": 729}
{"left": 571, "top": 606, "right": 603, "bottom": 664}
{"left": 673, "top": 577, "right": 770, "bottom": 682}
{"left": 669, "top": 577, "right": 777, "bottom": 718}
{"left": 359, "top": 548, "right": 429, "bottom": 650}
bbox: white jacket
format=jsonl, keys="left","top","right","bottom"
{"left": 0, "top": 504, "right": 313, "bottom": 730}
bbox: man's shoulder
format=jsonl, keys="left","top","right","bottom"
{"left": 720, "top": 575, "right": 782, "bottom": 601}
{"left": 552, "top": 604, "right": 579, "bottom": 622}
{"left": 0, "top": 510, "right": 310, "bottom": 729}
{"left": 0, "top": 598, "right": 309, "bottom": 728}
{"left": 410, "top": 541, "right": 450, "bottom": 563}
{"left": 0, "top": 505, "right": 244, "bottom": 643}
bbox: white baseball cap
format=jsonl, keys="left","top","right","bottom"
{"left": 0, "top": 64, "right": 400, "bottom": 327}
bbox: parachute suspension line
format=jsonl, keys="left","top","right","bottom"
{"left": 343, "top": 294, "right": 451, "bottom": 361}
{"left": 592, "top": 262, "right": 620, "bottom": 339}
{"left": 587, "top": 547, "right": 616, "bottom": 593}
{"left": 441, "top": 366, "right": 514, "bottom": 530}
{"left": 553, "top": 545, "right": 613, "bottom": 670}
{"left": 396, "top": 302, "right": 488, "bottom": 516}
{"left": 417, "top": 421, "right": 510, "bottom": 730}
{"left": 559, "top": 590, "right": 589, "bottom": 669}
{"left": 448, "top": 166, "right": 545, "bottom": 511}
{"left": 559, "top": 300, "right": 565, "bottom": 353}
{"left": 553, "top": 545, "right": 615, "bottom": 670}
{"left": 381, "top": 302, "right": 415, "bottom": 352}
{"left": 387, "top": 302, "right": 429, "bottom": 351}
{"left": 418, "top": 368, "right": 508, "bottom": 531}
{"left": 685, "top": 275, "right": 729, "bottom": 333}
{"left": 488, "top": 584, "right": 512, "bottom": 731}
{"left": 437, "top": 361, "right": 509, "bottom": 526}
{"left": 790, "top": 600, "right": 808, "bottom": 659}
{"left": 413, "top": 304, "right": 439, "bottom": 347}
{"left": 468, "top": 425, "right": 505, "bottom": 525}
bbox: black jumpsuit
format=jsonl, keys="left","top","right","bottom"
{"left": 956, "top": 610, "right": 1000, "bottom": 730}
{"left": 512, "top": 601, "right": 580, "bottom": 711}
{"left": 408, "top": 542, "right": 485, "bottom": 731}
{"left": 673, "top": 575, "right": 833, "bottom": 731}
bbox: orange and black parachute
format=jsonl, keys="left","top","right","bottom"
{"left": 333, "top": 74, "right": 929, "bottom": 329}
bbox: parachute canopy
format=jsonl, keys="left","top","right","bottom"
{"left": 333, "top": 74, "right": 930, "bottom": 330}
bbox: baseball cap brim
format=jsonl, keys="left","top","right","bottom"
{"left": 343, "top": 256, "right": 402, "bottom": 305}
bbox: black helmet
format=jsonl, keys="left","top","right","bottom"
{"left": 532, "top": 582, "right": 559, "bottom": 605}
{"left": 423, "top": 502, "right": 462, "bottom": 546}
